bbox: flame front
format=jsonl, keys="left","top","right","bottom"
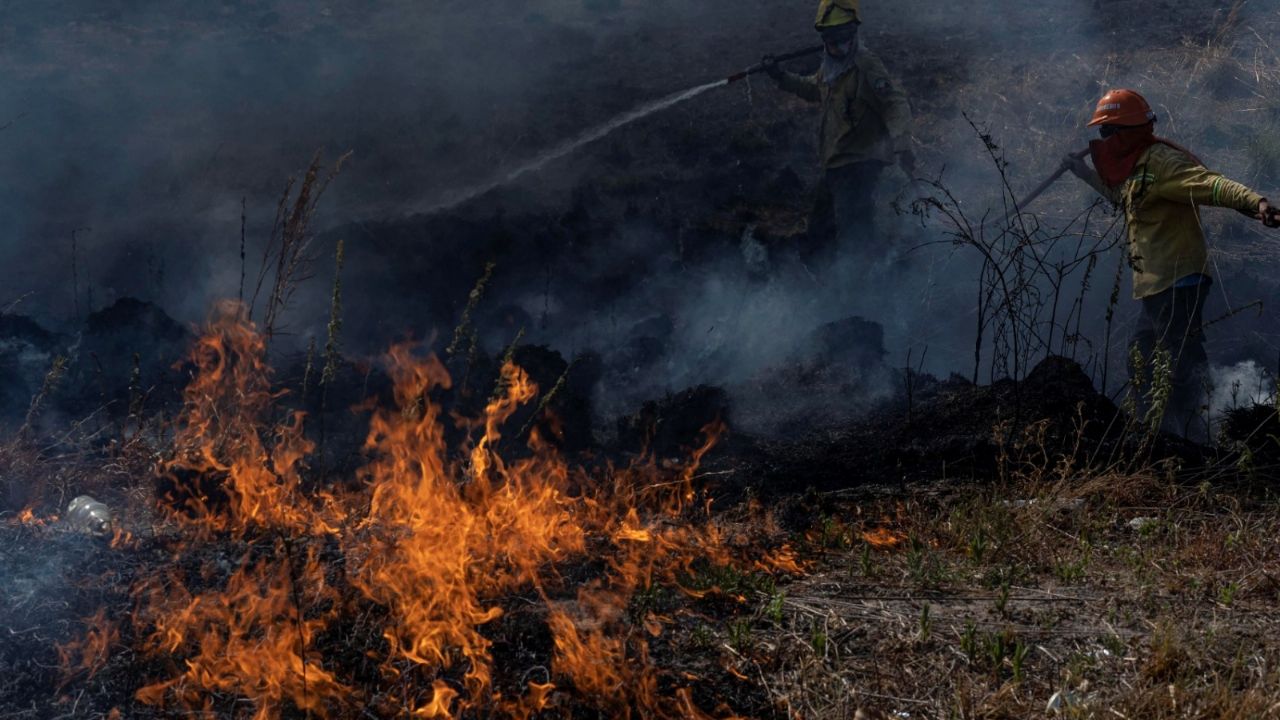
{"left": 159, "top": 300, "right": 326, "bottom": 534}
{"left": 75, "top": 304, "right": 792, "bottom": 718}
{"left": 861, "top": 527, "right": 906, "bottom": 548}
{"left": 12, "top": 506, "right": 55, "bottom": 527}
{"left": 56, "top": 610, "right": 118, "bottom": 687}
{"left": 347, "top": 348, "right": 587, "bottom": 711}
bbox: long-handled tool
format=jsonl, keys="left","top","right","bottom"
{"left": 726, "top": 45, "right": 824, "bottom": 83}
{"left": 1002, "top": 147, "right": 1091, "bottom": 222}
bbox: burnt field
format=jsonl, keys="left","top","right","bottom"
{"left": 3, "top": 0, "right": 1280, "bottom": 718}
{"left": 0, "top": 297, "right": 1276, "bottom": 718}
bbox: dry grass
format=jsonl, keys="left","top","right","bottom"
{"left": 22, "top": 349, "right": 1272, "bottom": 718}
{"left": 704, "top": 420, "right": 1280, "bottom": 719}
{"left": 4, "top": 4, "right": 1280, "bottom": 718}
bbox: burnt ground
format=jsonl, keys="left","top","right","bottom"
{"left": 0, "top": 294, "right": 1277, "bottom": 717}
{"left": 2, "top": 0, "right": 1280, "bottom": 718}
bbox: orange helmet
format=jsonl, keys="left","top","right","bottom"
{"left": 1087, "top": 89, "right": 1157, "bottom": 127}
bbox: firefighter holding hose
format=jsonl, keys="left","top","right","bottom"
{"left": 1061, "top": 88, "right": 1278, "bottom": 434}
{"left": 761, "top": 0, "right": 914, "bottom": 258}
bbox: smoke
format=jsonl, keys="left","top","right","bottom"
{"left": 1210, "top": 361, "right": 1277, "bottom": 417}
{"left": 3, "top": 0, "right": 1279, "bottom": 432}
{"left": 0, "top": 0, "right": 752, "bottom": 324}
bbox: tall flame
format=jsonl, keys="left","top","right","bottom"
{"left": 71, "top": 305, "right": 793, "bottom": 718}
{"left": 158, "top": 301, "right": 328, "bottom": 534}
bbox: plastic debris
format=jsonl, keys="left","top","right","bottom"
{"left": 1046, "top": 686, "right": 1089, "bottom": 714}
{"left": 1128, "top": 516, "right": 1158, "bottom": 532}
{"left": 66, "top": 496, "right": 113, "bottom": 537}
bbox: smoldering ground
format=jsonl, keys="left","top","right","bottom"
{"left": 2, "top": 6, "right": 1280, "bottom": 719}
{"left": 1, "top": 0, "right": 1277, "bottom": 433}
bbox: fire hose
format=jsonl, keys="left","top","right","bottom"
{"left": 731, "top": 53, "right": 1280, "bottom": 234}
{"left": 726, "top": 45, "right": 824, "bottom": 84}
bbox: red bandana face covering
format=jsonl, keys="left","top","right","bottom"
{"left": 1089, "top": 124, "right": 1158, "bottom": 188}
{"left": 1090, "top": 124, "right": 1202, "bottom": 188}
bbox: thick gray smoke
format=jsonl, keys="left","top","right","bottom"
{"left": 0, "top": 1, "right": 747, "bottom": 322}
{"left": 2, "top": 0, "right": 1277, "bottom": 431}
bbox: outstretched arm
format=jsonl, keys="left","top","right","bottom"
{"left": 1153, "top": 154, "right": 1269, "bottom": 223}
{"left": 763, "top": 57, "right": 821, "bottom": 102}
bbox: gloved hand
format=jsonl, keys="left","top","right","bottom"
{"left": 760, "top": 54, "right": 784, "bottom": 81}
{"left": 1256, "top": 199, "right": 1280, "bottom": 228}
{"left": 1061, "top": 152, "right": 1091, "bottom": 180}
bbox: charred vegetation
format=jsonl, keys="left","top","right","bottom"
{"left": 2, "top": 1, "right": 1280, "bottom": 719}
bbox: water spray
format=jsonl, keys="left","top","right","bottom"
{"left": 416, "top": 46, "right": 825, "bottom": 215}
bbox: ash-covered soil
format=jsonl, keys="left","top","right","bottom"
{"left": 0, "top": 296, "right": 1275, "bottom": 717}
{"left": 2, "top": 0, "right": 1280, "bottom": 718}
{"left": 1, "top": 363, "right": 1276, "bottom": 719}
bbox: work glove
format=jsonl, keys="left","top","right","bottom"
{"left": 1060, "top": 152, "right": 1091, "bottom": 180}
{"left": 1257, "top": 199, "right": 1280, "bottom": 228}
{"left": 760, "top": 54, "right": 784, "bottom": 81}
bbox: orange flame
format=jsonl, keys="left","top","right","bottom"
{"left": 71, "top": 307, "right": 796, "bottom": 719}
{"left": 108, "top": 527, "right": 136, "bottom": 549}
{"left": 133, "top": 546, "right": 348, "bottom": 718}
{"left": 158, "top": 301, "right": 330, "bottom": 535}
{"left": 56, "top": 609, "right": 118, "bottom": 687}
{"left": 11, "top": 506, "right": 54, "bottom": 527}
{"left": 758, "top": 544, "right": 805, "bottom": 573}
{"left": 861, "top": 527, "right": 906, "bottom": 548}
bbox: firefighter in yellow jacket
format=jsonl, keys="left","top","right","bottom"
{"left": 1063, "top": 88, "right": 1276, "bottom": 431}
{"left": 763, "top": 0, "right": 913, "bottom": 257}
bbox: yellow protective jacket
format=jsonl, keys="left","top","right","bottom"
{"left": 1106, "top": 144, "right": 1264, "bottom": 299}
{"left": 774, "top": 46, "right": 911, "bottom": 170}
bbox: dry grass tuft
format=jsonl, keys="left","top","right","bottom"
{"left": 724, "top": 415, "right": 1280, "bottom": 719}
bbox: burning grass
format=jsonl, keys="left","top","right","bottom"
{"left": 11, "top": 301, "right": 796, "bottom": 719}
{"left": 2, "top": 300, "right": 1275, "bottom": 719}
{"left": 1, "top": 307, "right": 1277, "bottom": 719}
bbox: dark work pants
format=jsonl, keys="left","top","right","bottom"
{"left": 808, "top": 161, "right": 885, "bottom": 260}
{"left": 1130, "top": 281, "right": 1211, "bottom": 435}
